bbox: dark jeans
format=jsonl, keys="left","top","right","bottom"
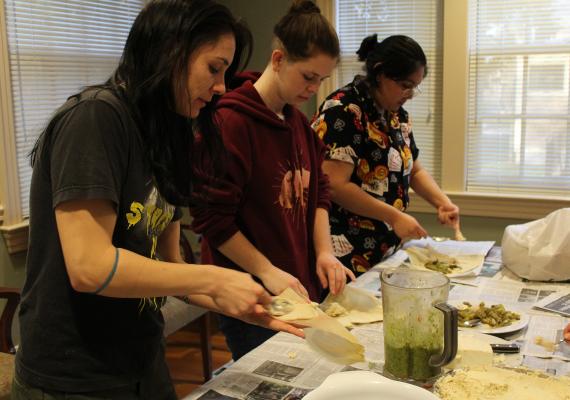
{"left": 218, "top": 314, "right": 276, "bottom": 361}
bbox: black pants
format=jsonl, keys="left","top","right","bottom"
{"left": 12, "top": 376, "right": 140, "bottom": 400}
{"left": 12, "top": 342, "right": 176, "bottom": 400}
{"left": 218, "top": 314, "right": 277, "bottom": 361}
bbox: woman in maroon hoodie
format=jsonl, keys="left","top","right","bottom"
{"left": 191, "top": 0, "right": 355, "bottom": 360}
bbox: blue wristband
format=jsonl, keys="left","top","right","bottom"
{"left": 91, "top": 247, "right": 119, "bottom": 295}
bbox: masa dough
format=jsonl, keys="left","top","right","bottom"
{"left": 435, "top": 366, "right": 570, "bottom": 400}
{"left": 321, "top": 286, "right": 383, "bottom": 328}
{"left": 323, "top": 302, "right": 349, "bottom": 317}
{"left": 445, "top": 332, "right": 494, "bottom": 370}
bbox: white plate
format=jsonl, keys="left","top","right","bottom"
{"left": 304, "top": 371, "right": 438, "bottom": 400}
{"left": 452, "top": 301, "right": 530, "bottom": 335}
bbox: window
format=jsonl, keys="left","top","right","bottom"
{"left": 323, "top": 0, "right": 570, "bottom": 219}
{"left": 1, "top": 0, "right": 144, "bottom": 223}
{"left": 466, "top": 0, "right": 570, "bottom": 196}
{"left": 330, "top": 0, "right": 444, "bottom": 183}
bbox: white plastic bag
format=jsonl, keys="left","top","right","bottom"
{"left": 502, "top": 208, "right": 570, "bottom": 281}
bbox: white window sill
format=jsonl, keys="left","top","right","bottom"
{"left": 1, "top": 192, "right": 568, "bottom": 255}
{"left": 408, "top": 191, "right": 570, "bottom": 220}
{"left": 0, "top": 219, "right": 28, "bottom": 254}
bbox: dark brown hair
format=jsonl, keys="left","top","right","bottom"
{"left": 273, "top": 0, "right": 339, "bottom": 61}
{"left": 357, "top": 34, "right": 427, "bottom": 86}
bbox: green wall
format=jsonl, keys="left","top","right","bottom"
{"left": 410, "top": 212, "right": 527, "bottom": 244}
{"left": 0, "top": 237, "right": 25, "bottom": 340}
{"left": 0, "top": 239, "right": 26, "bottom": 287}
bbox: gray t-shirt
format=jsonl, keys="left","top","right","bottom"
{"left": 16, "top": 88, "right": 181, "bottom": 392}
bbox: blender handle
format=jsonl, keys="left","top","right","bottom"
{"left": 429, "top": 303, "right": 458, "bottom": 367}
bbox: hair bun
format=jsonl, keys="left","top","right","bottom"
{"left": 356, "top": 34, "right": 378, "bottom": 61}
{"left": 289, "top": 0, "right": 321, "bottom": 15}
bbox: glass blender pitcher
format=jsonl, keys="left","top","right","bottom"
{"left": 381, "top": 268, "right": 458, "bottom": 384}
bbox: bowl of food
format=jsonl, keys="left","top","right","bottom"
{"left": 304, "top": 371, "right": 439, "bottom": 400}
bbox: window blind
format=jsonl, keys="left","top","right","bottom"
{"left": 334, "top": 0, "right": 443, "bottom": 182}
{"left": 4, "top": 0, "right": 144, "bottom": 217}
{"left": 466, "top": 0, "right": 570, "bottom": 196}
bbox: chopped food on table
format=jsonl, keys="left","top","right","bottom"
{"left": 457, "top": 301, "right": 520, "bottom": 328}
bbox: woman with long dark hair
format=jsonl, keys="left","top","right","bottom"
{"left": 312, "top": 34, "right": 461, "bottom": 276}
{"left": 14, "top": 1, "right": 302, "bottom": 398}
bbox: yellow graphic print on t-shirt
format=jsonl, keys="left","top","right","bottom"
{"left": 125, "top": 186, "right": 175, "bottom": 311}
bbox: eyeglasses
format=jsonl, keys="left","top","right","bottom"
{"left": 393, "top": 79, "right": 422, "bottom": 98}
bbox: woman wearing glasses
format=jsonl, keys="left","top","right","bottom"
{"left": 312, "top": 34, "right": 460, "bottom": 276}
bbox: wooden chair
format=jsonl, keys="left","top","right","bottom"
{"left": 0, "top": 286, "right": 20, "bottom": 399}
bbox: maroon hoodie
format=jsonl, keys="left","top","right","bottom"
{"left": 191, "top": 72, "right": 330, "bottom": 301}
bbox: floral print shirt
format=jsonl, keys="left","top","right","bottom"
{"left": 311, "top": 75, "right": 419, "bottom": 275}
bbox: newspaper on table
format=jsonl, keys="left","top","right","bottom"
{"left": 534, "top": 290, "right": 570, "bottom": 317}
{"left": 186, "top": 315, "right": 569, "bottom": 400}
{"left": 449, "top": 276, "right": 570, "bottom": 375}
{"left": 184, "top": 323, "right": 393, "bottom": 400}
{"left": 184, "top": 266, "right": 570, "bottom": 399}
{"left": 520, "top": 314, "right": 570, "bottom": 363}
{"left": 184, "top": 332, "right": 352, "bottom": 400}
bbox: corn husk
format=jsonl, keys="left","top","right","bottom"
{"left": 272, "top": 288, "right": 365, "bottom": 364}
{"left": 270, "top": 288, "right": 320, "bottom": 321}
{"left": 304, "top": 324, "right": 365, "bottom": 365}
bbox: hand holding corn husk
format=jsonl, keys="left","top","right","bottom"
{"left": 270, "top": 288, "right": 365, "bottom": 364}
{"left": 437, "top": 202, "right": 466, "bottom": 241}
{"left": 453, "top": 224, "right": 466, "bottom": 241}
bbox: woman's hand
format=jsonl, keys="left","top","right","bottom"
{"left": 391, "top": 212, "right": 428, "bottom": 240}
{"left": 564, "top": 323, "right": 570, "bottom": 342}
{"left": 241, "top": 305, "right": 306, "bottom": 338}
{"left": 208, "top": 267, "right": 273, "bottom": 316}
{"left": 316, "top": 252, "right": 356, "bottom": 295}
{"left": 258, "top": 266, "right": 310, "bottom": 299}
{"left": 186, "top": 293, "right": 305, "bottom": 339}
{"left": 437, "top": 202, "right": 460, "bottom": 228}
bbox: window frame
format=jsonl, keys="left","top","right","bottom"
{"left": 0, "top": 0, "right": 144, "bottom": 253}
{"left": 0, "top": 0, "right": 27, "bottom": 253}
{"left": 319, "top": 0, "right": 570, "bottom": 221}
{"left": 2, "top": 0, "right": 570, "bottom": 254}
